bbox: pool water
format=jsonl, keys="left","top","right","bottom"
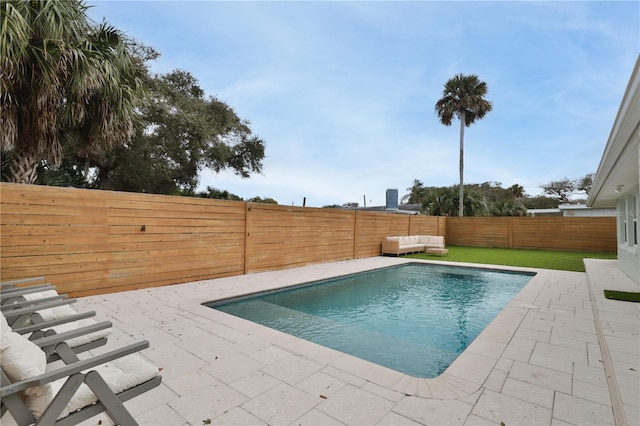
{"left": 208, "top": 263, "right": 534, "bottom": 377}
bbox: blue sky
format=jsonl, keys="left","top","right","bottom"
{"left": 88, "top": 1, "right": 639, "bottom": 207}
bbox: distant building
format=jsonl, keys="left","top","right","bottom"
{"left": 528, "top": 204, "right": 616, "bottom": 217}
{"left": 354, "top": 189, "right": 422, "bottom": 215}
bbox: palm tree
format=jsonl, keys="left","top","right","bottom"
{"left": 509, "top": 184, "right": 524, "bottom": 200}
{"left": 435, "top": 74, "right": 492, "bottom": 216}
{"left": 422, "top": 185, "right": 488, "bottom": 216}
{"left": 491, "top": 200, "right": 527, "bottom": 217}
{"left": 1, "top": 0, "right": 147, "bottom": 184}
{"left": 403, "top": 179, "right": 426, "bottom": 204}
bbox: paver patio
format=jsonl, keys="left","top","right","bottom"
{"left": 2, "top": 257, "right": 638, "bottom": 425}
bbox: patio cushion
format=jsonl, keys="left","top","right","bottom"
{"left": 49, "top": 354, "right": 159, "bottom": 419}
{"left": 1, "top": 313, "right": 159, "bottom": 420}
{"left": 399, "top": 236, "right": 420, "bottom": 245}
{"left": 428, "top": 236, "right": 444, "bottom": 245}
{"left": 48, "top": 318, "right": 111, "bottom": 347}
{"left": 22, "top": 290, "right": 111, "bottom": 347}
{"left": 0, "top": 314, "right": 54, "bottom": 417}
{"left": 23, "top": 290, "right": 77, "bottom": 321}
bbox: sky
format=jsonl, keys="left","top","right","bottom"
{"left": 87, "top": 1, "right": 639, "bottom": 208}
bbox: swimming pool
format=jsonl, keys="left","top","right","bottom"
{"left": 208, "top": 263, "right": 534, "bottom": 378}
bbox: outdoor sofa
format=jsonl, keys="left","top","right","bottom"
{"left": 381, "top": 235, "right": 446, "bottom": 256}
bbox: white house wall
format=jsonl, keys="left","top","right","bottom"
{"left": 616, "top": 184, "right": 640, "bottom": 282}
{"left": 588, "top": 55, "right": 640, "bottom": 284}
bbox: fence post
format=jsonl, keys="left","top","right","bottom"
{"left": 508, "top": 217, "right": 514, "bottom": 248}
{"left": 244, "top": 202, "right": 251, "bottom": 274}
{"left": 353, "top": 210, "right": 359, "bottom": 259}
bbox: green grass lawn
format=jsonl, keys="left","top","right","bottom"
{"left": 406, "top": 246, "right": 617, "bottom": 272}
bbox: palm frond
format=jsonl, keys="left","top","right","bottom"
{"left": 2, "top": 0, "right": 148, "bottom": 182}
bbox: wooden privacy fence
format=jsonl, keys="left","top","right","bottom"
{"left": 0, "top": 183, "right": 615, "bottom": 297}
{"left": 446, "top": 217, "right": 617, "bottom": 252}
{"left": 0, "top": 183, "right": 444, "bottom": 296}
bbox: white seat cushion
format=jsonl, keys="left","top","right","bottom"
{"left": 22, "top": 290, "right": 111, "bottom": 347}
{"left": 23, "top": 290, "right": 78, "bottom": 321}
{"left": 398, "top": 236, "right": 413, "bottom": 245}
{"left": 50, "top": 354, "right": 159, "bottom": 419}
{"left": 1, "top": 314, "right": 158, "bottom": 420}
{"left": 428, "top": 236, "right": 444, "bottom": 245}
{"left": 0, "top": 315, "right": 54, "bottom": 417}
{"left": 47, "top": 318, "right": 111, "bottom": 347}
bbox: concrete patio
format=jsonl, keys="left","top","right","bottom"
{"left": 4, "top": 257, "right": 638, "bottom": 425}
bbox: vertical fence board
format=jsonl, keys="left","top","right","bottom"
{"left": 244, "top": 203, "right": 356, "bottom": 273}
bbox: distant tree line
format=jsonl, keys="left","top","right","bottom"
{"left": 539, "top": 173, "right": 594, "bottom": 204}
{"left": 195, "top": 187, "right": 278, "bottom": 204}
{"left": 402, "top": 174, "right": 594, "bottom": 216}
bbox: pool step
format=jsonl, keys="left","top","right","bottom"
{"left": 217, "top": 299, "right": 458, "bottom": 378}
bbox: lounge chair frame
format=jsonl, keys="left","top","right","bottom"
{"left": 1, "top": 284, "right": 110, "bottom": 361}
{"left": 1, "top": 332, "right": 161, "bottom": 426}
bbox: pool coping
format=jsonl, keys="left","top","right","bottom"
{"left": 179, "top": 257, "right": 552, "bottom": 400}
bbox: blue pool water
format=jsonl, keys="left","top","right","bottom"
{"left": 208, "top": 263, "right": 534, "bottom": 377}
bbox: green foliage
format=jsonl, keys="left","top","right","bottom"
{"left": 435, "top": 74, "right": 492, "bottom": 216}
{"left": 490, "top": 200, "right": 528, "bottom": 216}
{"left": 405, "top": 180, "right": 522, "bottom": 207}
{"left": 247, "top": 196, "right": 278, "bottom": 204}
{"left": 407, "top": 176, "right": 592, "bottom": 214}
{"left": 1, "top": 0, "right": 147, "bottom": 183}
{"left": 342, "top": 202, "right": 359, "bottom": 208}
{"left": 540, "top": 173, "right": 595, "bottom": 203}
{"left": 416, "top": 182, "right": 529, "bottom": 216}
{"left": 540, "top": 177, "right": 575, "bottom": 203}
{"left": 195, "top": 186, "right": 243, "bottom": 201}
{"left": 192, "top": 187, "right": 276, "bottom": 203}
{"left": 520, "top": 195, "right": 559, "bottom": 209}
{"left": 35, "top": 159, "right": 87, "bottom": 188}
{"left": 403, "top": 179, "right": 426, "bottom": 204}
{"left": 435, "top": 74, "right": 493, "bottom": 127}
{"left": 422, "top": 185, "right": 489, "bottom": 216}
{"left": 1, "top": 1, "right": 264, "bottom": 197}
{"left": 92, "top": 70, "right": 265, "bottom": 194}
{"left": 576, "top": 173, "right": 594, "bottom": 196}
{"left": 467, "top": 182, "right": 512, "bottom": 203}
{"left": 508, "top": 184, "right": 524, "bottom": 199}
{"left": 408, "top": 246, "right": 617, "bottom": 272}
